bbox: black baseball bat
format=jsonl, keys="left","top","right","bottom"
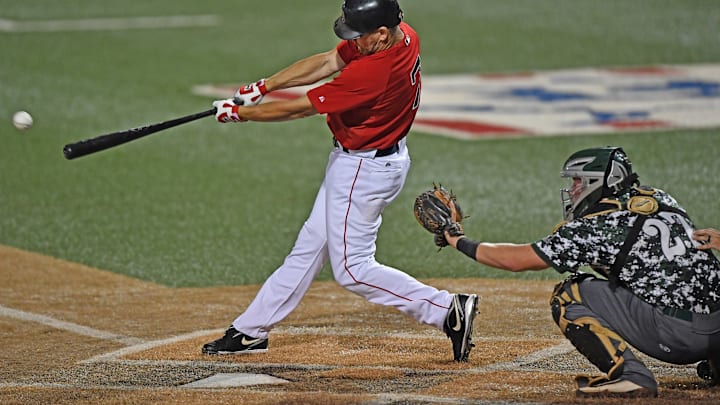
{"left": 63, "top": 107, "right": 217, "bottom": 160}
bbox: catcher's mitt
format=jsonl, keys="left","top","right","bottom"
{"left": 414, "top": 183, "right": 465, "bottom": 247}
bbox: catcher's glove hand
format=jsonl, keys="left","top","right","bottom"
{"left": 414, "top": 183, "right": 465, "bottom": 248}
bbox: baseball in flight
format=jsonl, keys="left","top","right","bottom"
{"left": 12, "top": 110, "right": 33, "bottom": 130}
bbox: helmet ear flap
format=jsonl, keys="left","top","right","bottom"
{"left": 605, "top": 160, "right": 627, "bottom": 192}
{"left": 603, "top": 147, "right": 637, "bottom": 195}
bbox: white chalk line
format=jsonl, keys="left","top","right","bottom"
{"left": 0, "top": 305, "right": 568, "bottom": 364}
{"left": 374, "top": 394, "right": 540, "bottom": 405}
{"left": 0, "top": 302, "right": 697, "bottom": 401}
{"left": 0, "top": 381, "right": 541, "bottom": 405}
{"left": 11, "top": 301, "right": 692, "bottom": 400}
{"left": 1, "top": 301, "right": 571, "bottom": 368}
{"left": 0, "top": 15, "right": 219, "bottom": 33}
{"left": 0, "top": 304, "right": 145, "bottom": 346}
{"left": 2, "top": 301, "right": 691, "bottom": 378}
{"left": 81, "top": 329, "right": 223, "bottom": 363}
{"left": 478, "top": 340, "right": 575, "bottom": 372}
{"left": 0, "top": 382, "right": 155, "bottom": 391}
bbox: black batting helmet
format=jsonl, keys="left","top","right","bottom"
{"left": 333, "top": 0, "right": 403, "bottom": 40}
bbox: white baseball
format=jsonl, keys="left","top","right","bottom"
{"left": 12, "top": 111, "right": 33, "bottom": 130}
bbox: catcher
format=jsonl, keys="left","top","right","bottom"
{"left": 415, "top": 147, "right": 720, "bottom": 398}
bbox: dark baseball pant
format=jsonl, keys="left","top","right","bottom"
{"left": 562, "top": 278, "right": 720, "bottom": 389}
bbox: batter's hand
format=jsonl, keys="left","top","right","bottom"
{"left": 212, "top": 98, "right": 243, "bottom": 123}
{"left": 234, "top": 79, "right": 268, "bottom": 106}
{"left": 693, "top": 228, "right": 720, "bottom": 251}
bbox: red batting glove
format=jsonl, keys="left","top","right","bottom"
{"left": 234, "top": 79, "right": 268, "bottom": 106}
{"left": 212, "top": 98, "right": 243, "bottom": 123}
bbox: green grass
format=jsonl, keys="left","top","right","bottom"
{"left": 1, "top": 0, "right": 719, "bottom": 286}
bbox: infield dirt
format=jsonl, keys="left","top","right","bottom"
{"left": 1, "top": 244, "right": 718, "bottom": 404}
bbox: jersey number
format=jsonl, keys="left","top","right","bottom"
{"left": 641, "top": 212, "right": 697, "bottom": 260}
{"left": 410, "top": 55, "right": 421, "bottom": 110}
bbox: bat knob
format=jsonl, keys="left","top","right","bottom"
{"left": 63, "top": 145, "right": 74, "bottom": 159}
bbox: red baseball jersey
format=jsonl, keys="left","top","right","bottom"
{"left": 307, "top": 22, "right": 421, "bottom": 151}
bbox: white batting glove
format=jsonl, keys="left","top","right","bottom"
{"left": 212, "top": 98, "right": 243, "bottom": 123}
{"left": 233, "top": 79, "right": 268, "bottom": 106}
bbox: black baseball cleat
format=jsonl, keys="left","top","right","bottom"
{"left": 444, "top": 293, "right": 479, "bottom": 362}
{"left": 202, "top": 326, "right": 268, "bottom": 355}
{"left": 697, "top": 359, "right": 719, "bottom": 385}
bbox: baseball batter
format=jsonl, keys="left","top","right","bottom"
{"left": 202, "top": 0, "right": 479, "bottom": 362}
{"left": 439, "top": 147, "right": 720, "bottom": 397}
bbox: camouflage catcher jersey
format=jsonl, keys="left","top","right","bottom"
{"left": 533, "top": 187, "right": 720, "bottom": 314}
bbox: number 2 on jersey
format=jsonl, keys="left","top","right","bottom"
{"left": 642, "top": 212, "right": 698, "bottom": 260}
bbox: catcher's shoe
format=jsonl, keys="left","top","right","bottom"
{"left": 444, "top": 293, "right": 479, "bottom": 362}
{"left": 575, "top": 375, "right": 657, "bottom": 398}
{"left": 202, "top": 327, "right": 268, "bottom": 355}
{"left": 697, "top": 359, "right": 719, "bottom": 385}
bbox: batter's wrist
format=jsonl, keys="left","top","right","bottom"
{"left": 456, "top": 237, "right": 479, "bottom": 261}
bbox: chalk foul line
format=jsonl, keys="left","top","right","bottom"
{"left": 0, "top": 304, "right": 145, "bottom": 346}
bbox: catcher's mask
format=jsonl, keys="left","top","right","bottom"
{"left": 333, "top": 0, "right": 403, "bottom": 40}
{"left": 560, "top": 146, "right": 638, "bottom": 221}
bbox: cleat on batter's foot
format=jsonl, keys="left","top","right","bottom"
{"left": 444, "top": 293, "right": 479, "bottom": 362}
{"left": 202, "top": 326, "right": 268, "bottom": 355}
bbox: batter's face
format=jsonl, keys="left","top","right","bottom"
{"left": 352, "top": 27, "right": 391, "bottom": 55}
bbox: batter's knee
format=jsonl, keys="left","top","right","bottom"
{"left": 329, "top": 257, "right": 367, "bottom": 290}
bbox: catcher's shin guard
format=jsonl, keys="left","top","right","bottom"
{"left": 550, "top": 275, "right": 627, "bottom": 380}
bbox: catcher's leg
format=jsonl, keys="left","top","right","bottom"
{"left": 550, "top": 277, "right": 658, "bottom": 396}
{"left": 551, "top": 275, "right": 659, "bottom": 395}
{"left": 699, "top": 333, "right": 720, "bottom": 385}
{"left": 550, "top": 274, "right": 627, "bottom": 381}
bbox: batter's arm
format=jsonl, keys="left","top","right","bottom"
{"left": 264, "top": 48, "right": 345, "bottom": 92}
{"left": 235, "top": 95, "right": 317, "bottom": 122}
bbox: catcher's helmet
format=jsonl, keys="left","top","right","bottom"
{"left": 560, "top": 146, "right": 638, "bottom": 220}
{"left": 333, "top": 0, "right": 403, "bottom": 40}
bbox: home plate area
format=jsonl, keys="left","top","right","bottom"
{"left": 182, "top": 372, "right": 288, "bottom": 388}
{"left": 1, "top": 245, "right": 717, "bottom": 404}
{"left": 47, "top": 327, "right": 703, "bottom": 401}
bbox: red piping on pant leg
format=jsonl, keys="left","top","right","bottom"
{"left": 341, "top": 159, "right": 447, "bottom": 309}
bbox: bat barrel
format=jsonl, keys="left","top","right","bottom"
{"left": 63, "top": 126, "right": 152, "bottom": 160}
{"left": 63, "top": 108, "right": 216, "bottom": 160}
